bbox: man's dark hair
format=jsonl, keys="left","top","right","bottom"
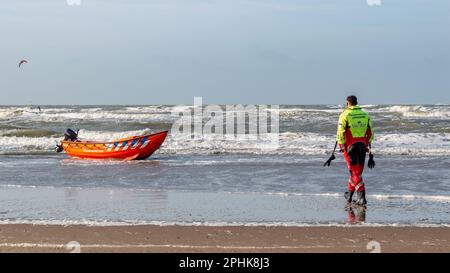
{"left": 346, "top": 95, "right": 358, "bottom": 106}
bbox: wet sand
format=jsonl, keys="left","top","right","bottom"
{"left": 0, "top": 224, "right": 449, "bottom": 253}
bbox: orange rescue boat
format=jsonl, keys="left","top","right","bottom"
{"left": 59, "top": 130, "right": 168, "bottom": 160}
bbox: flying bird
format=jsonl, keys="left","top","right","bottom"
{"left": 18, "top": 59, "right": 28, "bottom": 68}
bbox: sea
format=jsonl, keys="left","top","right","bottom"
{"left": 0, "top": 104, "right": 449, "bottom": 226}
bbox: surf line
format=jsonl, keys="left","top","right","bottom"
{"left": 0, "top": 242, "right": 333, "bottom": 250}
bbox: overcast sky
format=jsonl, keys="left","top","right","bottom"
{"left": 0, "top": 0, "right": 449, "bottom": 105}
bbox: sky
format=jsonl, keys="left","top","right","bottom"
{"left": 0, "top": 0, "right": 449, "bottom": 105}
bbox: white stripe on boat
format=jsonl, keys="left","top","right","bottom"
{"left": 115, "top": 142, "right": 122, "bottom": 152}
{"left": 131, "top": 139, "right": 139, "bottom": 149}
{"left": 122, "top": 143, "right": 129, "bottom": 151}
{"left": 140, "top": 140, "right": 150, "bottom": 149}
{"left": 107, "top": 143, "right": 114, "bottom": 151}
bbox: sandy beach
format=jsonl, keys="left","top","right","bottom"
{"left": 0, "top": 224, "right": 449, "bottom": 253}
{"left": 1, "top": 0, "right": 449, "bottom": 259}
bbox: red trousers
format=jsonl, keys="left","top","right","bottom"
{"left": 343, "top": 147, "right": 366, "bottom": 192}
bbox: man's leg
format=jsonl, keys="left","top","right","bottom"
{"left": 349, "top": 143, "right": 367, "bottom": 205}
{"left": 344, "top": 143, "right": 367, "bottom": 205}
{"left": 343, "top": 150, "right": 355, "bottom": 203}
{"left": 351, "top": 164, "right": 364, "bottom": 192}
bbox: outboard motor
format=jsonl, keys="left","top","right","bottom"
{"left": 56, "top": 128, "right": 79, "bottom": 153}
{"left": 56, "top": 144, "right": 64, "bottom": 153}
{"left": 64, "top": 128, "right": 79, "bottom": 141}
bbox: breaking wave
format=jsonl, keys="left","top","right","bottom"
{"left": 375, "top": 105, "right": 450, "bottom": 119}
{"left": 0, "top": 129, "right": 448, "bottom": 156}
{"left": 0, "top": 105, "right": 449, "bottom": 155}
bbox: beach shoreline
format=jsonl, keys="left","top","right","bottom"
{"left": 1, "top": 224, "right": 449, "bottom": 253}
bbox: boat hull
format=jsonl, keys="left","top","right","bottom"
{"left": 61, "top": 131, "right": 168, "bottom": 160}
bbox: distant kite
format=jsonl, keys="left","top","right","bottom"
{"left": 18, "top": 59, "right": 28, "bottom": 68}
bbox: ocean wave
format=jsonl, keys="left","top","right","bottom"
{"left": 373, "top": 105, "right": 450, "bottom": 119}
{"left": 275, "top": 105, "right": 450, "bottom": 120}
{"left": 0, "top": 129, "right": 58, "bottom": 138}
{"left": 0, "top": 106, "right": 176, "bottom": 123}
{"left": 0, "top": 136, "right": 59, "bottom": 153}
{"left": 76, "top": 128, "right": 153, "bottom": 141}
{"left": 244, "top": 192, "right": 450, "bottom": 202}
{"left": 163, "top": 132, "right": 450, "bottom": 156}
{"left": 1, "top": 105, "right": 449, "bottom": 136}
{"left": 0, "top": 130, "right": 448, "bottom": 156}
{"left": 1, "top": 105, "right": 449, "bottom": 155}
{"left": 34, "top": 112, "right": 172, "bottom": 122}
{"left": 0, "top": 219, "right": 448, "bottom": 227}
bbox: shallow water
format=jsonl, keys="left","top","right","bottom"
{"left": 1, "top": 105, "right": 449, "bottom": 225}
{"left": 0, "top": 154, "right": 449, "bottom": 226}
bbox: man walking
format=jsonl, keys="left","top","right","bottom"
{"left": 336, "top": 95, "right": 374, "bottom": 206}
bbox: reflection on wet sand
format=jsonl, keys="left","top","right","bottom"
{"left": 346, "top": 205, "right": 366, "bottom": 223}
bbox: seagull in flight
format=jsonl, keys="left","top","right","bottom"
{"left": 18, "top": 59, "right": 28, "bottom": 68}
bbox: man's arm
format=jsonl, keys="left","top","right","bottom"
{"left": 336, "top": 112, "right": 347, "bottom": 149}
{"left": 367, "top": 116, "right": 374, "bottom": 144}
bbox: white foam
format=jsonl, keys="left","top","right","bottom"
{"left": 232, "top": 191, "right": 450, "bottom": 202}
{"left": 0, "top": 184, "right": 56, "bottom": 189}
{"left": 0, "top": 219, "right": 448, "bottom": 228}
{"left": 1, "top": 104, "right": 449, "bottom": 155}
{"left": 1, "top": 105, "right": 449, "bottom": 122}
{"left": 76, "top": 128, "right": 153, "bottom": 141}
{"left": 375, "top": 105, "right": 450, "bottom": 119}
{"left": 370, "top": 194, "right": 450, "bottom": 202}
{"left": 0, "top": 106, "right": 175, "bottom": 122}
{"left": 0, "top": 136, "right": 58, "bottom": 153}
{"left": 0, "top": 242, "right": 330, "bottom": 250}
{"left": 163, "top": 131, "right": 450, "bottom": 156}
{"left": 0, "top": 130, "right": 448, "bottom": 156}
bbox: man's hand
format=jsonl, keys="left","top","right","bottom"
{"left": 368, "top": 153, "right": 375, "bottom": 169}
{"left": 323, "top": 153, "right": 336, "bottom": 167}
